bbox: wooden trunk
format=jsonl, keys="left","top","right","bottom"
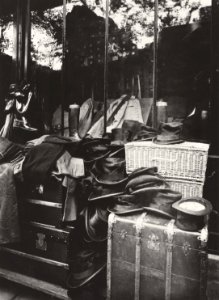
{"left": 107, "top": 212, "right": 208, "bottom": 300}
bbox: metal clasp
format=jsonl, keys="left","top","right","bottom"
{"left": 36, "top": 233, "right": 47, "bottom": 251}
{"left": 147, "top": 233, "right": 160, "bottom": 251}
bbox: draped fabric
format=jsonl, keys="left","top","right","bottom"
{"left": 0, "top": 163, "right": 20, "bottom": 244}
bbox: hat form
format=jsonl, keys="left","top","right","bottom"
{"left": 153, "top": 122, "right": 184, "bottom": 145}
{"left": 172, "top": 197, "right": 212, "bottom": 231}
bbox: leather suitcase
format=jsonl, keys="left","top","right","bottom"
{"left": 107, "top": 212, "right": 208, "bottom": 300}
{"left": 19, "top": 198, "right": 63, "bottom": 226}
{"left": 20, "top": 221, "right": 77, "bottom": 263}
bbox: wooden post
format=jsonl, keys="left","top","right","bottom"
{"left": 61, "top": 0, "right": 67, "bottom": 135}
{"left": 103, "top": 0, "right": 109, "bottom": 135}
{"left": 152, "top": 0, "right": 158, "bottom": 128}
{"left": 24, "top": 0, "right": 30, "bottom": 81}
{"left": 210, "top": 0, "right": 219, "bottom": 154}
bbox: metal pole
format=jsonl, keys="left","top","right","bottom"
{"left": 103, "top": 0, "right": 109, "bottom": 135}
{"left": 24, "top": 0, "right": 30, "bottom": 81}
{"left": 61, "top": 0, "right": 67, "bottom": 135}
{"left": 152, "top": 0, "right": 158, "bottom": 128}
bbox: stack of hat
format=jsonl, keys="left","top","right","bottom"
{"left": 108, "top": 166, "right": 182, "bottom": 219}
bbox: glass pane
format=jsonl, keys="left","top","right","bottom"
{"left": 106, "top": 0, "right": 155, "bottom": 128}
{"left": 157, "top": 0, "right": 211, "bottom": 141}
{"left": 0, "top": 13, "right": 14, "bottom": 128}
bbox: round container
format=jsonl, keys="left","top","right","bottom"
{"left": 156, "top": 101, "right": 167, "bottom": 127}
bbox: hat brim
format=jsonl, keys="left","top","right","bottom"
{"left": 172, "top": 197, "right": 212, "bottom": 216}
{"left": 67, "top": 258, "right": 106, "bottom": 289}
{"left": 130, "top": 186, "right": 167, "bottom": 195}
{"left": 143, "top": 207, "right": 174, "bottom": 219}
{"left": 108, "top": 205, "right": 143, "bottom": 215}
{"left": 93, "top": 175, "right": 128, "bottom": 186}
{"left": 88, "top": 191, "right": 124, "bottom": 201}
{"left": 84, "top": 151, "right": 111, "bottom": 164}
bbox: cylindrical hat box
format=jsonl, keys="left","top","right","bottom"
{"left": 156, "top": 100, "right": 167, "bottom": 127}
{"left": 69, "top": 104, "right": 80, "bottom": 139}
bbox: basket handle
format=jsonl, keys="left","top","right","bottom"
{"left": 151, "top": 157, "right": 177, "bottom": 163}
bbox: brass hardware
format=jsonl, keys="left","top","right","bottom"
{"left": 36, "top": 233, "right": 47, "bottom": 251}
{"left": 120, "top": 230, "right": 127, "bottom": 240}
{"left": 147, "top": 234, "right": 160, "bottom": 251}
{"left": 182, "top": 241, "right": 191, "bottom": 256}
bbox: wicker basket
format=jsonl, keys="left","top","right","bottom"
{"left": 125, "top": 141, "right": 209, "bottom": 182}
{"left": 166, "top": 178, "right": 203, "bottom": 198}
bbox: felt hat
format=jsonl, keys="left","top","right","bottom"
{"left": 172, "top": 197, "right": 212, "bottom": 231}
{"left": 67, "top": 249, "right": 106, "bottom": 289}
{"left": 81, "top": 138, "right": 111, "bottom": 164}
{"left": 126, "top": 167, "right": 168, "bottom": 194}
{"left": 153, "top": 122, "right": 184, "bottom": 144}
{"left": 91, "top": 157, "right": 128, "bottom": 184}
{"left": 84, "top": 204, "right": 109, "bottom": 242}
{"left": 144, "top": 188, "right": 182, "bottom": 219}
{"left": 108, "top": 194, "right": 144, "bottom": 215}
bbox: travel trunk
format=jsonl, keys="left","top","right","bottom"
{"left": 20, "top": 222, "right": 75, "bottom": 262}
{"left": 107, "top": 212, "right": 208, "bottom": 300}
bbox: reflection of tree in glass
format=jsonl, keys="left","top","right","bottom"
{"left": 0, "top": 0, "right": 211, "bottom": 69}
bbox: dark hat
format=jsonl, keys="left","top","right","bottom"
{"left": 144, "top": 188, "right": 182, "bottom": 219}
{"left": 88, "top": 157, "right": 128, "bottom": 201}
{"left": 172, "top": 197, "right": 212, "bottom": 231}
{"left": 153, "top": 122, "right": 184, "bottom": 145}
{"left": 81, "top": 138, "right": 111, "bottom": 164}
{"left": 108, "top": 194, "right": 144, "bottom": 215}
{"left": 67, "top": 249, "right": 106, "bottom": 289}
{"left": 84, "top": 205, "right": 109, "bottom": 242}
{"left": 126, "top": 167, "right": 168, "bottom": 194}
{"left": 88, "top": 179, "right": 125, "bottom": 201}
{"left": 91, "top": 157, "right": 127, "bottom": 183}
{"left": 111, "top": 128, "right": 125, "bottom": 146}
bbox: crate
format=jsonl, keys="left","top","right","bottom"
{"left": 125, "top": 141, "right": 209, "bottom": 182}
{"left": 166, "top": 178, "right": 203, "bottom": 198}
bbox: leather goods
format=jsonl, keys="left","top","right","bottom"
{"left": 153, "top": 122, "right": 184, "bottom": 144}
{"left": 172, "top": 197, "right": 212, "bottom": 231}
{"left": 107, "top": 212, "right": 208, "bottom": 300}
{"left": 83, "top": 204, "right": 109, "bottom": 242}
{"left": 20, "top": 222, "right": 74, "bottom": 263}
{"left": 67, "top": 249, "right": 106, "bottom": 289}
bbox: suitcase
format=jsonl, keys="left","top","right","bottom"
{"left": 20, "top": 221, "right": 77, "bottom": 262}
{"left": 19, "top": 198, "right": 63, "bottom": 226}
{"left": 107, "top": 212, "right": 208, "bottom": 300}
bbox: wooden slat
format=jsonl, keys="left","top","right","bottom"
{"left": 207, "top": 254, "right": 219, "bottom": 300}
{"left": 0, "top": 245, "right": 69, "bottom": 269}
{"left": 25, "top": 199, "right": 62, "bottom": 208}
{"left": 0, "top": 267, "right": 70, "bottom": 300}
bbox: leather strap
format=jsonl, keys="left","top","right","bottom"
{"left": 134, "top": 212, "right": 147, "bottom": 300}
{"left": 165, "top": 219, "right": 175, "bottom": 300}
{"left": 198, "top": 226, "right": 208, "bottom": 300}
{"left": 107, "top": 213, "right": 116, "bottom": 300}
